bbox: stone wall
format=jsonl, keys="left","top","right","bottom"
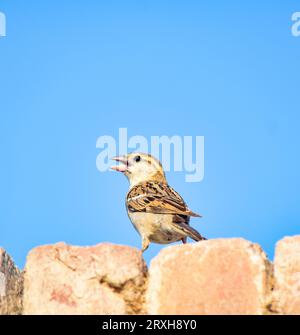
{"left": 1, "top": 236, "right": 300, "bottom": 315}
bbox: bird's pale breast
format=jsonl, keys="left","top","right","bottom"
{"left": 127, "top": 211, "right": 184, "bottom": 244}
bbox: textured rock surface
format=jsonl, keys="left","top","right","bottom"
{"left": 0, "top": 248, "right": 23, "bottom": 315}
{"left": 23, "top": 243, "right": 147, "bottom": 315}
{"left": 2, "top": 236, "right": 300, "bottom": 315}
{"left": 146, "top": 238, "right": 273, "bottom": 315}
{"left": 273, "top": 236, "right": 300, "bottom": 314}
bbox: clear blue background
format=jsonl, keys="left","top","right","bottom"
{"left": 1, "top": 1, "right": 299, "bottom": 268}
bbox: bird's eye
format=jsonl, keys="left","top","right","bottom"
{"left": 134, "top": 155, "right": 141, "bottom": 162}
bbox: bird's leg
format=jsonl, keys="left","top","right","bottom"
{"left": 141, "top": 237, "right": 150, "bottom": 252}
{"left": 181, "top": 237, "right": 187, "bottom": 244}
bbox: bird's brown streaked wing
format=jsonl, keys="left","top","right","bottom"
{"left": 126, "top": 181, "right": 202, "bottom": 217}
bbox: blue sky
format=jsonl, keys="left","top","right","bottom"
{"left": 1, "top": 1, "right": 299, "bottom": 268}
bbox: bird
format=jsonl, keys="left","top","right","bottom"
{"left": 111, "top": 152, "right": 206, "bottom": 252}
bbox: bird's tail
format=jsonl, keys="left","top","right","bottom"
{"left": 172, "top": 222, "right": 206, "bottom": 242}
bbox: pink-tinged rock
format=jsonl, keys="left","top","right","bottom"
{"left": 23, "top": 243, "right": 147, "bottom": 315}
{"left": 273, "top": 235, "right": 300, "bottom": 314}
{"left": 146, "top": 238, "right": 272, "bottom": 315}
{"left": 0, "top": 248, "right": 23, "bottom": 315}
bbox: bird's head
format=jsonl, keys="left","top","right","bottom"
{"left": 111, "top": 152, "right": 166, "bottom": 186}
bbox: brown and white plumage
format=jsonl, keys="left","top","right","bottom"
{"left": 111, "top": 153, "right": 206, "bottom": 251}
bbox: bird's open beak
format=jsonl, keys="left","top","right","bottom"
{"left": 110, "top": 156, "right": 128, "bottom": 173}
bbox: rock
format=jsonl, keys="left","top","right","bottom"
{"left": 146, "top": 238, "right": 272, "bottom": 315}
{"left": 273, "top": 235, "right": 300, "bottom": 314}
{"left": 23, "top": 243, "right": 147, "bottom": 315}
{"left": 0, "top": 248, "right": 23, "bottom": 315}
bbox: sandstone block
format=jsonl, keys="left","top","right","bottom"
{"left": 273, "top": 235, "right": 300, "bottom": 314}
{"left": 146, "top": 238, "right": 272, "bottom": 315}
{"left": 23, "top": 243, "right": 147, "bottom": 315}
{"left": 0, "top": 248, "right": 23, "bottom": 314}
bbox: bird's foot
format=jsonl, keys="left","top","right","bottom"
{"left": 141, "top": 238, "right": 150, "bottom": 252}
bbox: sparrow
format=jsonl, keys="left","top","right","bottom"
{"left": 111, "top": 153, "right": 206, "bottom": 252}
